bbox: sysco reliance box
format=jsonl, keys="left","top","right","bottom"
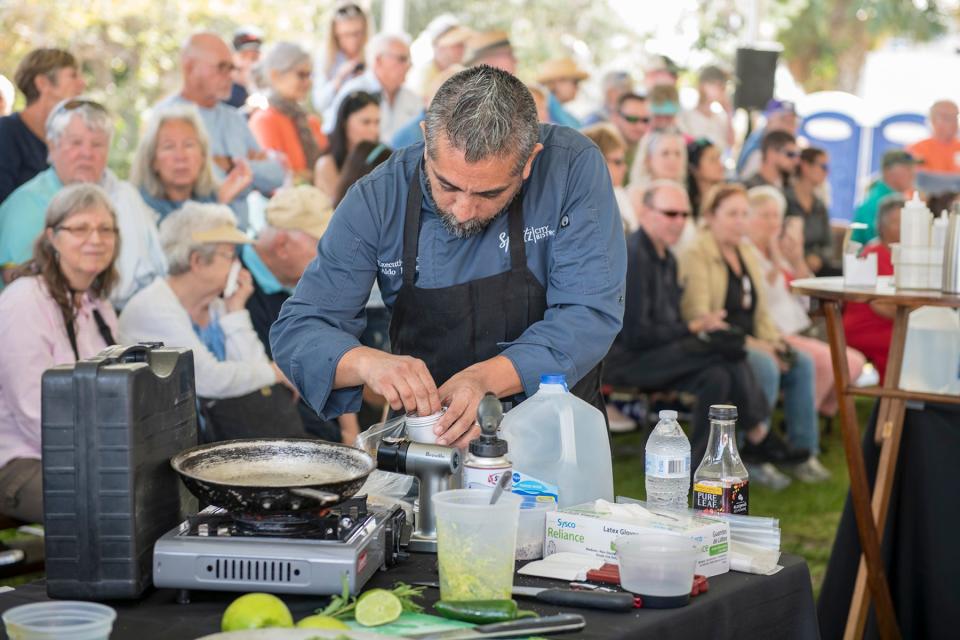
{"left": 543, "top": 501, "right": 730, "bottom": 577}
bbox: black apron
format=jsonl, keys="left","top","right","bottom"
{"left": 388, "top": 166, "right": 605, "bottom": 412}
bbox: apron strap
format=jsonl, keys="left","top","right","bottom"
{"left": 401, "top": 165, "right": 424, "bottom": 286}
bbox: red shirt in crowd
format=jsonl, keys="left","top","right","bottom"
{"left": 843, "top": 242, "right": 894, "bottom": 382}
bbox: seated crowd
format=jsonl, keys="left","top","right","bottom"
{"left": 1, "top": 3, "right": 956, "bottom": 523}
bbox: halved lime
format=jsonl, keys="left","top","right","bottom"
{"left": 354, "top": 588, "right": 403, "bottom": 627}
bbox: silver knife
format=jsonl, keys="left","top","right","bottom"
{"left": 410, "top": 613, "right": 586, "bottom": 640}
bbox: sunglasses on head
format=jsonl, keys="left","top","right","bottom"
{"left": 619, "top": 113, "right": 651, "bottom": 125}
{"left": 59, "top": 98, "right": 107, "bottom": 113}
{"left": 335, "top": 3, "right": 363, "bottom": 17}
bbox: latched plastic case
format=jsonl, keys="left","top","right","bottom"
{"left": 41, "top": 343, "right": 199, "bottom": 599}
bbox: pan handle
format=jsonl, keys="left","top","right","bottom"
{"left": 290, "top": 488, "right": 340, "bottom": 505}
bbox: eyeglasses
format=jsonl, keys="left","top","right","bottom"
{"left": 213, "top": 247, "right": 237, "bottom": 261}
{"left": 213, "top": 61, "right": 238, "bottom": 75}
{"left": 653, "top": 207, "right": 691, "bottom": 219}
{"left": 296, "top": 70, "right": 312, "bottom": 80}
{"left": 818, "top": 162, "right": 829, "bottom": 171}
{"left": 55, "top": 224, "right": 118, "bottom": 240}
{"left": 619, "top": 113, "right": 651, "bottom": 125}
{"left": 382, "top": 52, "right": 410, "bottom": 65}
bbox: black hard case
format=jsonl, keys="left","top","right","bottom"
{"left": 41, "top": 344, "right": 199, "bottom": 599}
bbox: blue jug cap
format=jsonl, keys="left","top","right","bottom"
{"left": 540, "top": 374, "right": 567, "bottom": 387}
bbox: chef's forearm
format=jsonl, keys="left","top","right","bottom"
{"left": 459, "top": 355, "right": 524, "bottom": 398}
{"left": 333, "top": 345, "right": 376, "bottom": 388}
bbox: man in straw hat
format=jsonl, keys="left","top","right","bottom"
{"left": 463, "top": 30, "right": 517, "bottom": 74}
{"left": 536, "top": 56, "right": 588, "bottom": 128}
{"left": 272, "top": 65, "right": 626, "bottom": 448}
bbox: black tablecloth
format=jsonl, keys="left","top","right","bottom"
{"left": 0, "top": 553, "right": 816, "bottom": 640}
{"left": 818, "top": 402, "right": 960, "bottom": 640}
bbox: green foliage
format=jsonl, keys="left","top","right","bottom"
{"left": 695, "top": 0, "right": 950, "bottom": 92}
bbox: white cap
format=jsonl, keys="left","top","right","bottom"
{"left": 659, "top": 410, "right": 678, "bottom": 420}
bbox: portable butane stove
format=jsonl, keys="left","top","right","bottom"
{"left": 152, "top": 495, "right": 406, "bottom": 596}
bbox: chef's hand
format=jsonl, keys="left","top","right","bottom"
{"left": 345, "top": 348, "right": 441, "bottom": 416}
{"left": 435, "top": 370, "right": 485, "bottom": 448}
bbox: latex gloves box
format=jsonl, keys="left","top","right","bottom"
{"left": 543, "top": 500, "right": 730, "bottom": 578}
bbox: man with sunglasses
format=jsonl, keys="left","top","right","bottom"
{"left": 272, "top": 65, "right": 626, "bottom": 449}
{"left": 157, "top": 32, "right": 286, "bottom": 229}
{"left": 323, "top": 32, "right": 421, "bottom": 144}
{"left": 610, "top": 93, "right": 651, "bottom": 175}
{"left": 606, "top": 180, "right": 782, "bottom": 475}
{"left": 742, "top": 130, "right": 799, "bottom": 192}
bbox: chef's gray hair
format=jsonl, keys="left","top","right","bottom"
{"left": 424, "top": 65, "right": 539, "bottom": 176}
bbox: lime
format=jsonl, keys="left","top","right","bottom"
{"left": 354, "top": 588, "right": 403, "bottom": 627}
{"left": 296, "top": 614, "right": 351, "bottom": 630}
{"left": 221, "top": 592, "right": 294, "bottom": 631}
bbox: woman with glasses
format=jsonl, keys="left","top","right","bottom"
{"left": 249, "top": 43, "right": 328, "bottom": 184}
{"left": 313, "top": 2, "right": 371, "bottom": 113}
{"left": 628, "top": 127, "right": 687, "bottom": 193}
{"left": 581, "top": 123, "right": 635, "bottom": 233}
{"left": 0, "top": 184, "right": 120, "bottom": 522}
{"left": 679, "top": 183, "right": 822, "bottom": 487}
{"left": 131, "top": 105, "right": 252, "bottom": 222}
{"left": 786, "top": 147, "right": 835, "bottom": 275}
{"left": 314, "top": 91, "right": 380, "bottom": 198}
{"left": 746, "top": 186, "right": 865, "bottom": 443}
{"left": 119, "top": 203, "right": 299, "bottom": 442}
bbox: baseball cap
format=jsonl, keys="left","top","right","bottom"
{"left": 232, "top": 26, "right": 264, "bottom": 52}
{"left": 882, "top": 149, "right": 918, "bottom": 170}
{"left": 191, "top": 223, "right": 252, "bottom": 244}
{"left": 266, "top": 185, "right": 334, "bottom": 240}
{"left": 763, "top": 98, "right": 797, "bottom": 118}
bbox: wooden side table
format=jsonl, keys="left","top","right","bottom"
{"left": 791, "top": 276, "right": 960, "bottom": 640}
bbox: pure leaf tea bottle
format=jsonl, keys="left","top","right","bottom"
{"left": 692, "top": 404, "right": 749, "bottom": 515}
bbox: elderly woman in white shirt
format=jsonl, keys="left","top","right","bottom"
{"left": 745, "top": 185, "right": 865, "bottom": 418}
{"left": 0, "top": 184, "right": 120, "bottom": 522}
{"left": 119, "top": 202, "right": 294, "bottom": 406}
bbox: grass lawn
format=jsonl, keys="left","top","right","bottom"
{"left": 612, "top": 398, "right": 875, "bottom": 597}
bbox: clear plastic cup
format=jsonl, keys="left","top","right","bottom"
{"left": 615, "top": 533, "right": 697, "bottom": 606}
{"left": 433, "top": 489, "right": 522, "bottom": 600}
{"left": 2, "top": 601, "right": 117, "bottom": 640}
{"left": 405, "top": 409, "right": 444, "bottom": 444}
{"left": 515, "top": 497, "right": 557, "bottom": 560}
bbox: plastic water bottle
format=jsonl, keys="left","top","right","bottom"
{"left": 644, "top": 410, "right": 691, "bottom": 509}
{"left": 500, "top": 374, "right": 613, "bottom": 508}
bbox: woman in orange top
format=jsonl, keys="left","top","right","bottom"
{"left": 249, "top": 42, "right": 328, "bottom": 183}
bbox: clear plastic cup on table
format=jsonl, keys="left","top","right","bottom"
{"left": 515, "top": 497, "right": 557, "bottom": 560}
{"left": 2, "top": 601, "right": 117, "bottom": 640}
{"left": 615, "top": 533, "right": 698, "bottom": 608}
{"left": 433, "top": 488, "right": 522, "bottom": 600}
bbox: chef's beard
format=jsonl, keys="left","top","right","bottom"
{"left": 424, "top": 172, "right": 517, "bottom": 239}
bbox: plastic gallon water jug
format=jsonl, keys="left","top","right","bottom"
{"left": 500, "top": 374, "right": 613, "bottom": 508}
{"left": 900, "top": 306, "right": 960, "bottom": 395}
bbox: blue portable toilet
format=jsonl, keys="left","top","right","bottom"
{"left": 799, "top": 111, "right": 862, "bottom": 221}
{"left": 869, "top": 113, "right": 927, "bottom": 176}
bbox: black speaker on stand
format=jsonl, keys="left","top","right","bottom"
{"left": 733, "top": 47, "right": 781, "bottom": 144}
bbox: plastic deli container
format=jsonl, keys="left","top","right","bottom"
{"left": 434, "top": 489, "right": 522, "bottom": 600}
{"left": 515, "top": 497, "right": 558, "bottom": 560}
{"left": 2, "top": 601, "right": 117, "bottom": 640}
{"left": 405, "top": 409, "right": 445, "bottom": 444}
{"left": 615, "top": 533, "right": 697, "bottom": 609}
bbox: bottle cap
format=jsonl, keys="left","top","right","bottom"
{"left": 540, "top": 374, "right": 567, "bottom": 386}
{"left": 708, "top": 404, "right": 738, "bottom": 421}
{"left": 469, "top": 432, "right": 508, "bottom": 457}
{"left": 658, "top": 410, "right": 678, "bottom": 421}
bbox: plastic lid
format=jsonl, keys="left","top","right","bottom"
{"left": 658, "top": 410, "right": 678, "bottom": 421}
{"left": 540, "top": 374, "right": 567, "bottom": 386}
{"left": 469, "top": 435, "right": 508, "bottom": 457}
{"left": 708, "top": 404, "right": 738, "bottom": 420}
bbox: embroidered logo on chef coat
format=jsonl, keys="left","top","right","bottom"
{"left": 498, "top": 225, "right": 555, "bottom": 252}
{"left": 378, "top": 258, "right": 403, "bottom": 276}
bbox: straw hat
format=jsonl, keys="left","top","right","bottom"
{"left": 266, "top": 185, "right": 335, "bottom": 240}
{"left": 464, "top": 30, "right": 512, "bottom": 66}
{"left": 536, "top": 57, "right": 589, "bottom": 84}
{"left": 435, "top": 25, "right": 473, "bottom": 48}
{"left": 191, "top": 224, "right": 251, "bottom": 244}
